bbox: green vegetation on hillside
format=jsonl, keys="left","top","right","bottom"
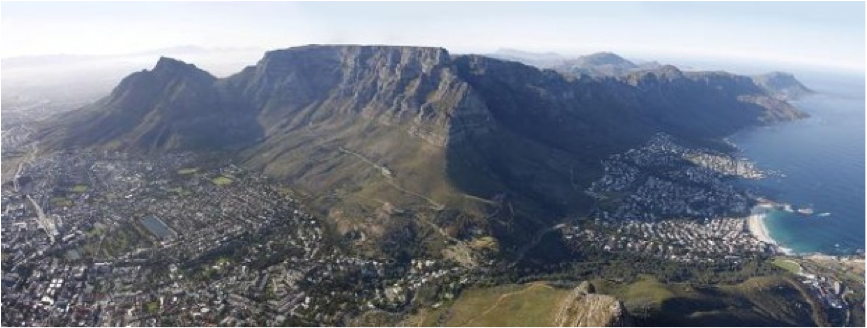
{"left": 77, "top": 222, "right": 154, "bottom": 260}
{"left": 1, "top": 155, "right": 23, "bottom": 183}
{"left": 144, "top": 300, "right": 160, "bottom": 313}
{"left": 85, "top": 225, "right": 106, "bottom": 238}
{"left": 211, "top": 176, "right": 233, "bottom": 186}
{"left": 441, "top": 282, "right": 570, "bottom": 326}
{"left": 771, "top": 257, "right": 802, "bottom": 274}
{"left": 619, "top": 275, "right": 675, "bottom": 304}
{"left": 70, "top": 184, "right": 89, "bottom": 193}
{"left": 51, "top": 197, "right": 72, "bottom": 207}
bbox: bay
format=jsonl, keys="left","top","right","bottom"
{"left": 730, "top": 71, "right": 865, "bottom": 255}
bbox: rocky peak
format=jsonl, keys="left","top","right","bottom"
{"left": 153, "top": 56, "right": 190, "bottom": 71}
{"left": 574, "top": 52, "right": 637, "bottom": 68}
{"left": 650, "top": 64, "right": 685, "bottom": 79}
{"left": 150, "top": 56, "right": 215, "bottom": 82}
{"left": 553, "top": 282, "right": 632, "bottom": 327}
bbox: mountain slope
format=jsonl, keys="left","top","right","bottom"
{"left": 214, "top": 46, "right": 499, "bottom": 251}
{"left": 36, "top": 45, "right": 808, "bottom": 259}
{"left": 428, "top": 281, "right": 631, "bottom": 327}
{"left": 390, "top": 282, "right": 634, "bottom": 328}
{"left": 40, "top": 57, "right": 262, "bottom": 151}
{"left": 751, "top": 71, "right": 814, "bottom": 100}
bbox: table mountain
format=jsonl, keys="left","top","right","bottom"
{"left": 36, "top": 45, "right": 808, "bottom": 258}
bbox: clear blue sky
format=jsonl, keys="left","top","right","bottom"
{"left": 2, "top": 1, "right": 864, "bottom": 70}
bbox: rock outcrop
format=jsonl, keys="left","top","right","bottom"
{"left": 553, "top": 282, "right": 631, "bottom": 327}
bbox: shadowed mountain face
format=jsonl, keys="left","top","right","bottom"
{"left": 37, "top": 45, "right": 807, "bottom": 256}
{"left": 41, "top": 57, "right": 263, "bottom": 151}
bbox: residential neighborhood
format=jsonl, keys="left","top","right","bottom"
{"left": 587, "top": 134, "right": 757, "bottom": 221}
{"left": 561, "top": 217, "right": 775, "bottom": 263}
{"left": 1, "top": 151, "right": 467, "bottom": 326}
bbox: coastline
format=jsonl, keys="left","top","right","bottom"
{"left": 728, "top": 83, "right": 865, "bottom": 258}
{"left": 746, "top": 203, "right": 793, "bottom": 255}
{"left": 746, "top": 204, "right": 776, "bottom": 245}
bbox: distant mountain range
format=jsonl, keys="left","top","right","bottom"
{"left": 551, "top": 52, "right": 662, "bottom": 77}
{"left": 487, "top": 49, "right": 659, "bottom": 74}
{"left": 750, "top": 71, "right": 814, "bottom": 100}
{"left": 491, "top": 49, "right": 814, "bottom": 99}
{"left": 486, "top": 48, "right": 567, "bottom": 68}
{"left": 36, "top": 45, "right": 808, "bottom": 255}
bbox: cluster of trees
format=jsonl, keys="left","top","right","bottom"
{"left": 485, "top": 240, "right": 783, "bottom": 287}
{"left": 377, "top": 214, "right": 454, "bottom": 264}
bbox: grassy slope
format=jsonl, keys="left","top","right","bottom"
{"left": 251, "top": 119, "right": 478, "bottom": 211}
{"left": 244, "top": 117, "right": 496, "bottom": 260}
{"left": 408, "top": 273, "right": 818, "bottom": 327}
{"left": 441, "top": 282, "right": 570, "bottom": 327}
{"left": 1, "top": 155, "right": 23, "bottom": 183}
{"left": 211, "top": 176, "right": 233, "bottom": 186}
{"left": 771, "top": 257, "right": 802, "bottom": 275}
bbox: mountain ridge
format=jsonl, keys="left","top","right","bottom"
{"left": 35, "top": 44, "right": 809, "bottom": 259}
{"left": 751, "top": 71, "right": 814, "bottom": 100}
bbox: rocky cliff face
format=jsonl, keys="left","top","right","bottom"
{"left": 619, "top": 66, "right": 808, "bottom": 138}
{"left": 553, "top": 282, "right": 632, "bottom": 327}
{"left": 219, "top": 45, "right": 493, "bottom": 147}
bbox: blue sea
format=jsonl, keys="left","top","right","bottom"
{"left": 730, "top": 71, "right": 865, "bottom": 255}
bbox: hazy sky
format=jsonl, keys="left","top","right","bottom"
{"left": 2, "top": 1, "right": 865, "bottom": 71}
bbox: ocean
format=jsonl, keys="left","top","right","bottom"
{"left": 730, "top": 70, "right": 865, "bottom": 255}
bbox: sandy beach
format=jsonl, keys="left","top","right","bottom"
{"left": 747, "top": 204, "right": 778, "bottom": 244}
{"left": 747, "top": 204, "right": 795, "bottom": 255}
